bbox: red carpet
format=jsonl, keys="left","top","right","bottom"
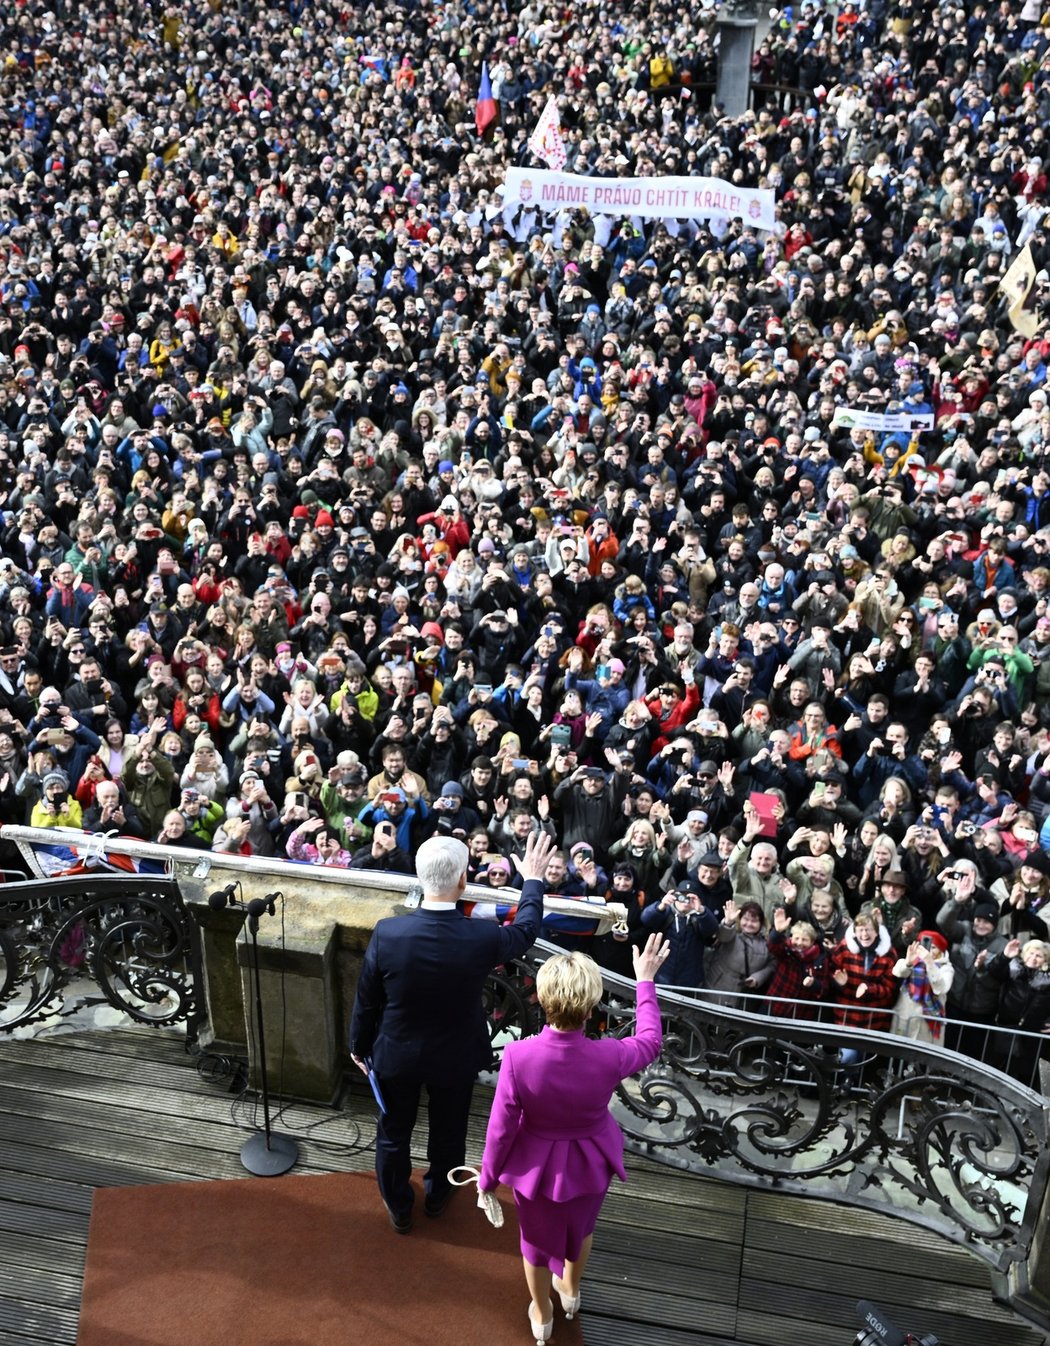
{"left": 77, "top": 1168, "right": 586, "bottom": 1346}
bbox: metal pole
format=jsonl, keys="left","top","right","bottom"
{"left": 239, "top": 909, "right": 298, "bottom": 1176}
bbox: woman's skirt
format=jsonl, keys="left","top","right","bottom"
{"left": 514, "top": 1188, "right": 608, "bottom": 1275}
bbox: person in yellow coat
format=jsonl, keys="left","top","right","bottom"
{"left": 30, "top": 770, "right": 83, "bottom": 830}
{"left": 211, "top": 221, "right": 240, "bottom": 260}
{"left": 649, "top": 47, "right": 674, "bottom": 90}
{"left": 162, "top": 5, "right": 182, "bottom": 48}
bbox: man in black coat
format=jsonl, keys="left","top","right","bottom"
{"left": 350, "top": 830, "right": 552, "bottom": 1231}
{"left": 553, "top": 762, "right": 630, "bottom": 863}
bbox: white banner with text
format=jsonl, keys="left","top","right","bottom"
{"left": 831, "top": 408, "right": 936, "bottom": 434}
{"left": 502, "top": 167, "right": 777, "bottom": 229}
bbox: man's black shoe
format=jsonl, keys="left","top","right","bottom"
{"left": 424, "top": 1189, "right": 454, "bottom": 1219}
{"left": 386, "top": 1205, "right": 413, "bottom": 1234}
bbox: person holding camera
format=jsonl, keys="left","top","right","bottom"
{"left": 27, "top": 696, "right": 103, "bottom": 790}
{"left": 966, "top": 626, "right": 1033, "bottom": 704}
{"left": 287, "top": 816, "right": 354, "bottom": 868}
{"left": 951, "top": 677, "right": 1013, "bottom": 774}
{"left": 639, "top": 878, "right": 719, "bottom": 988}
{"left": 29, "top": 769, "right": 82, "bottom": 830}
{"left": 63, "top": 656, "right": 128, "bottom": 733}
{"left": 469, "top": 608, "right": 523, "bottom": 683}
{"left": 851, "top": 717, "right": 923, "bottom": 807}
{"left": 348, "top": 816, "right": 412, "bottom": 873}
{"left": 175, "top": 787, "right": 223, "bottom": 846}
{"left": 553, "top": 761, "right": 630, "bottom": 863}
{"left": 423, "top": 779, "right": 480, "bottom": 839}
{"left": 417, "top": 495, "right": 471, "bottom": 558}
{"left": 359, "top": 781, "right": 429, "bottom": 853}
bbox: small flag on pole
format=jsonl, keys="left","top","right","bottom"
{"left": 475, "top": 61, "right": 498, "bottom": 137}
{"left": 527, "top": 95, "right": 567, "bottom": 169}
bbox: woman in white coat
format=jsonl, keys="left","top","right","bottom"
{"left": 891, "top": 930, "right": 955, "bottom": 1044}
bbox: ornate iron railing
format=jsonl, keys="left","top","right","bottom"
{"left": 0, "top": 874, "right": 202, "bottom": 1037}
{"left": 485, "top": 942, "right": 1050, "bottom": 1275}
{"left": 0, "top": 824, "right": 626, "bottom": 1043}
{"left": 4, "top": 851, "right": 1048, "bottom": 1279}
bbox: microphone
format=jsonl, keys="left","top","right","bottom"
{"left": 246, "top": 892, "right": 281, "bottom": 931}
{"left": 247, "top": 892, "right": 282, "bottom": 920}
{"left": 208, "top": 883, "right": 240, "bottom": 910}
{"left": 855, "top": 1300, "right": 907, "bottom": 1346}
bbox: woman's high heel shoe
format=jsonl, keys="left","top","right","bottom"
{"left": 528, "top": 1301, "right": 553, "bottom": 1344}
{"left": 552, "top": 1275, "right": 581, "bottom": 1321}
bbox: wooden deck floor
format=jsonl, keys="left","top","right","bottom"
{"left": 1, "top": 1025, "right": 1046, "bottom": 1346}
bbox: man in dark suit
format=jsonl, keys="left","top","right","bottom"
{"left": 350, "top": 830, "right": 553, "bottom": 1232}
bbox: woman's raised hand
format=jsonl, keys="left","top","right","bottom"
{"left": 632, "top": 931, "right": 670, "bottom": 982}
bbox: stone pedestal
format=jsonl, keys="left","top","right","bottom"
{"left": 184, "top": 873, "right": 408, "bottom": 1103}
{"left": 191, "top": 898, "right": 248, "bottom": 1056}
{"left": 236, "top": 912, "right": 341, "bottom": 1103}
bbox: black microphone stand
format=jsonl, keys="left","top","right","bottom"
{"left": 239, "top": 893, "right": 298, "bottom": 1177}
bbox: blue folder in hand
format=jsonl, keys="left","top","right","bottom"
{"left": 365, "top": 1058, "right": 386, "bottom": 1114}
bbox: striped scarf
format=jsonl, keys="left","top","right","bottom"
{"left": 905, "top": 960, "right": 944, "bottom": 1039}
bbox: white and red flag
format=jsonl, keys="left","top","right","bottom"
{"left": 527, "top": 96, "right": 567, "bottom": 169}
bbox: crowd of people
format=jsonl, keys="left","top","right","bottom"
{"left": 4, "top": 0, "right": 1050, "bottom": 1070}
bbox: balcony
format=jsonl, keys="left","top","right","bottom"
{"left": 2, "top": 830, "right": 1050, "bottom": 1342}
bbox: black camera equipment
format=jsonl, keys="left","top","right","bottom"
{"left": 854, "top": 1299, "right": 940, "bottom": 1346}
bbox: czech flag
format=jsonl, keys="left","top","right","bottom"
{"left": 360, "top": 53, "right": 390, "bottom": 81}
{"left": 475, "top": 61, "right": 498, "bottom": 137}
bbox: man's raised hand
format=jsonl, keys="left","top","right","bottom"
{"left": 514, "top": 829, "right": 555, "bottom": 882}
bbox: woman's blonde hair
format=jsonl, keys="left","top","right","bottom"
{"left": 536, "top": 952, "right": 604, "bottom": 1030}
{"left": 865, "top": 833, "right": 900, "bottom": 870}
{"left": 879, "top": 776, "right": 912, "bottom": 806}
{"left": 626, "top": 818, "right": 657, "bottom": 848}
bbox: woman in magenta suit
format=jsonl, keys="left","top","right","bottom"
{"left": 480, "top": 932, "right": 668, "bottom": 1344}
